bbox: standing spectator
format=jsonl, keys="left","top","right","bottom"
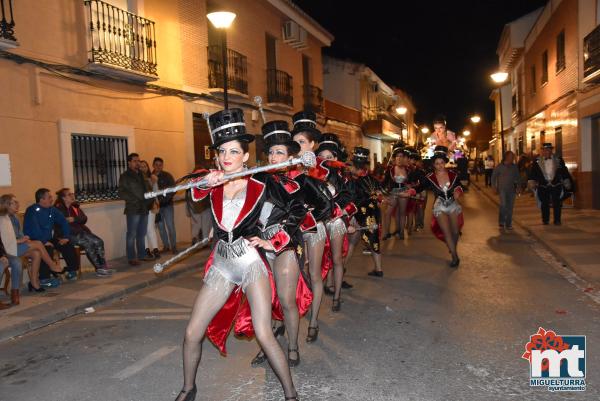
{"left": 491, "top": 151, "right": 521, "bottom": 230}
{"left": 186, "top": 164, "right": 212, "bottom": 244}
{"left": 517, "top": 155, "right": 530, "bottom": 193}
{"left": 152, "top": 157, "right": 177, "bottom": 254}
{"left": 54, "top": 188, "right": 114, "bottom": 277}
{"left": 140, "top": 160, "right": 161, "bottom": 259}
{"left": 528, "top": 143, "right": 573, "bottom": 225}
{"left": 484, "top": 156, "right": 495, "bottom": 187}
{"left": 476, "top": 158, "right": 484, "bottom": 182}
{"left": 118, "top": 153, "right": 151, "bottom": 265}
{"left": 23, "top": 188, "right": 80, "bottom": 285}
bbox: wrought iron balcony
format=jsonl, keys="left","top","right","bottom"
{"left": 207, "top": 46, "right": 248, "bottom": 95}
{"left": 84, "top": 0, "right": 157, "bottom": 80}
{"left": 0, "top": 0, "right": 17, "bottom": 48}
{"left": 303, "top": 84, "right": 323, "bottom": 113}
{"left": 267, "top": 69, "right": 293, "bottom": 107}
{"left": 584, "top": 24, "right": 600, "bottom": 82}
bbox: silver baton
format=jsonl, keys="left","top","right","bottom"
{"left": 154, "top": 238, "right": 210, "bottom": 273}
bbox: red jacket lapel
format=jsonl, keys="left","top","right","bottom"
{"left": 210, "top": 186, "right": 224, "bottom": 229}
{"left": 233, "top": 177, "right": 265, "bottom": 228}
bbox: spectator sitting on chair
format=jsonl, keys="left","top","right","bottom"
{"left": 152, "top": 157, "right": 177, "bottom": 254}
{"left": 0, "top": 193, "right": 63, "bottom": 292}
{"left": 54, "top": 188, "right": 114, "bottom": 277}
{"left": 0, "top": 237, "right": 13, "bottom": 309}
{"left": 24, "top": 188, "right": 80, "bottom": 286}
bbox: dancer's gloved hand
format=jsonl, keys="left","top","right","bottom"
{"left": 248, "top": 236, "right": 275, "bottom": 251}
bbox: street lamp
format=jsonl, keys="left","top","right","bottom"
{"left": 490, "top": 71, "right": 508, "bottom": 153}
{"left": 470, "top": 115, "right": 481, "bottom": 123}
{"left": 463, "top": 130, "right": 471, "bottom": 137}
{"left": 421, "top": 127, "right": 429, "bottom": 134}
{"left": 396, "top": 106, "right": 408, "bottom": 115}
{"left": 207, "top": 11, "right": 237, "bottom": 109}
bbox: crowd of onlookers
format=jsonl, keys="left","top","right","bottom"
{"left": 0, "top": 154, "right": 214, "bottom": 309}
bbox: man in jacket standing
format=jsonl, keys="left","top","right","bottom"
{"left": 119, "top": 153, "right": 151, "bottom": 265}
{"left": 152, "top": 157, "right": 177, "bottom": 254}
{"left": 491, "top": 151, "right": 521, "bottom": 230}
{"left": 528, "top": 143, "right": 573, "bottom": 225}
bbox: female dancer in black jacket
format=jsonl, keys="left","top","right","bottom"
{"left": 175, "top": 109, "right": 301, "bottom": 401}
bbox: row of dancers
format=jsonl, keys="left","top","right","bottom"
{"left": 172, "top": 108, "right": 465, "bottom": 401}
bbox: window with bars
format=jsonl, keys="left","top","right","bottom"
{"left": 556, "top": 30, "right": 566, "bottom": 73}
{"left": 71, "top": 134, "right": 129, "bottom": 203}
{"left": 541, "top": 51, "right": 549, "bottom": 85}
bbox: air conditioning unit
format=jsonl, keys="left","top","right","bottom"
{"left": 283, "top": 20, "right": 308, "bottom": 50}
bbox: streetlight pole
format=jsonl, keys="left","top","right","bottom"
{"left": 207, "top": 11, "right": 236, "bottom": 110}
{"left": 221, "top": 29, "right": 228, "bottom": 109}
{"left": 490, "top": 72, "right": 509, "bottom": 155}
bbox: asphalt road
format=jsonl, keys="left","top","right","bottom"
{"left": 1, "top": 188, "right": 598, "bottom": 401}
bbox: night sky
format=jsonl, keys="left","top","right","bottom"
{"left": 294, "top": 0, "right": 547, "bottom": 130}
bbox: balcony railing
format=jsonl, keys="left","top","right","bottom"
{"left": 267, "top": 69, "right": 293, "bottom": 107}
{"left": 207, "top": 46, "right": 248, "bottom": 95}
{"left": 303, "top": 84, "right": 323, "bottom": 113}
{"left": 584, "top": 24, "right": 600, "bottom": 82}
{"left": 0, "top": 0, "right": 16, "bottom": 43}
{"left": 84, "top": 0, "right": 157, "bottom": 78}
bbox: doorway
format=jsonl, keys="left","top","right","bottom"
{"left": 193, "top": 113, "right": 213, "bottom": 169}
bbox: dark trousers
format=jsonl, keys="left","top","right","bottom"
{"left": 484, "top": 169, "right": 493, "bottom": 186}
{"left": 39, "top": 239, "right": 80, "bottom": 280}
{"left": 538, "top": 185, "right": 562, "bottom": 223}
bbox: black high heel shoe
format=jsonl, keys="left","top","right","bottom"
{"left": 251, "top": 349, "right": 267, "bottom": 366}
{"left": 285, "top": 393, "right": 299, "bottom": 400}
{"left": 382, "top": 233, "right": 392, "bottom": 241}
{"left": 288, "top": 347, "right": 300, "bottom": 367}
{"left": 449, "top": 257, "right": 460, "bottom": 268}
{"left": 174, "top": 384, "right": 196, "bottom": 401}
{"left": 323, "top": 285, "right": 335, "bottom": 296}
{"left": 273, "top": 324, "right": 285, "bottom": 338}
{"left": 28, "top": 282, "right": 45, "bottom": 293}
{"left": 332, "top": 298, "right": 341, "bottom": 312}
{"left": 306, "top": 326, "right": 319, "bottom": 343}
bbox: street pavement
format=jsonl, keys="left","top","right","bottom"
{"left": 472, "top": 178, "right": 600, "bottom": 288}
{"left": 0, "top": 188, "right": 598, "bottom": 401}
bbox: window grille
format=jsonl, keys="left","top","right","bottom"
{"left": 71, "top": 134, "right": 128, "bottom": 203}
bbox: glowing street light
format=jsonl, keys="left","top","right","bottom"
{"left": 396, "top": 106, "right": 408, "bottom": 115}
{"left": 207, "top": 11, "right": 237, "bottom": 109}
{"left": 470, "top": 115, "right": 481, "bottom": 123}
{"left": 490, "top": 71, "right": 509, "bottom": 84}
{"left": 421, "top": 127, "right": 430, "bottom": 134}
{"left": 463, "top": 130, "right": 471, "bottom": 136}
{"left": 207, "top": 11, "right": 236, "bottom": 28}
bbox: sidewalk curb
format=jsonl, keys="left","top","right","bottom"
{"left": 471, "top": 181, "right": 588, "bottom": 282}
{"left": 0, "top": 250, "right": 208, "bottom": 344}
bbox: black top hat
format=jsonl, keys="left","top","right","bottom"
{"left": 404, "top": 147, "right": 419, "bottom": 159}
{"left": 391, "top": 140, "right": 406, "bottom": 156}
{"left": 209, "top": 108, "right": 255, "bottom": 149}
{"left": 316, "top": 133, "right": 341, "bottom": 157}
{"left": 542, "top": 142, "right": 554, "bottom": 149}
{"left": 433, "top": 114, "right": 447, "bottom": 125}
{"left": 432, "top": 145, "right": 449, "bottom": 163}
{"left": 261, "top": 120, "right": 300, "bottom": 155}
{"left": 291, "top": 110, "right": 322, "bottom": 141}
{"left": 352, "top": 146, "right": 370, "bottom": 164}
